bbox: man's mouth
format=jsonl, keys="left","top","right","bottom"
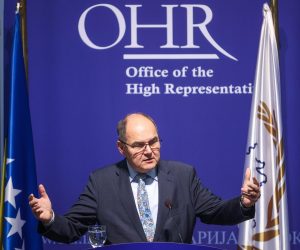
{"left": 143, "top": 158, "right": 154, "bottom": 163}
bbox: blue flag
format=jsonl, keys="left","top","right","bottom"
{"left": 1, "top": 11, "right": 43, "bottom": 249}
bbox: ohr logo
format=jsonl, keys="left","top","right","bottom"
{"left": 78, "top": 4, "right": 237, "bottom": 61}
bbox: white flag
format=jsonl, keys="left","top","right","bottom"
{"left": 238, "top": 3, "right": 290, "bottom": 250}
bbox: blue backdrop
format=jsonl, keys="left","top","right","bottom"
{"left": 3, "top": 0, "right": 300, "bottom": 249}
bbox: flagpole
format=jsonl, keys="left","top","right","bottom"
{"left": 0, "top": 140, "right": 6, "bottom": 248}
{"left": 19, "top": 0, "right": 28, "bottom": 80}
{"left": 270, "top": 0, "right": 279, "bottom": 47}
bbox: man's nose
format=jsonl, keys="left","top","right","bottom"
{"left": 144, "top": 144, "right": 152, "bottom": 154}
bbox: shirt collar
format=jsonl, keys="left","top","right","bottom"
{"left": 127, "top": 161, "right": 158, "bottom": 183}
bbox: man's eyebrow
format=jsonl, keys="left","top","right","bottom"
{"left": 132, "top": 136, "right": 158, "bottom": 144}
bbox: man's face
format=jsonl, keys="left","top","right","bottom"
{"left": 117, "top": 114, "right": 161, "bottom": 173}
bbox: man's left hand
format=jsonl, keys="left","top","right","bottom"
{"left": 240, "top": 168, "right": 261, "bottom": 207}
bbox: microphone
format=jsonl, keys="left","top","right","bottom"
{"left": 164, "top": 199, "right": 172, "bottom": 210}
{"left": 164, "top": 199, "right": 183, "bottom": 243}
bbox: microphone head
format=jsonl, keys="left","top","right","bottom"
{"left": 164, "top": 199, "right": 172, "bottom": 209}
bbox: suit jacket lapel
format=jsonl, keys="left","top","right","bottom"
{"left": 115, "top": 160, "right": 147, "bottom": 241}
{"left": 154, "top": 161, "right": 175, "bottom": 241}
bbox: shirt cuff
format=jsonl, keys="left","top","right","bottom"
{"left": 240, "top": 195, "right": 254, "bottom": 209}
{"left": 42, "top": 210, "right": 55, "bottom": 227}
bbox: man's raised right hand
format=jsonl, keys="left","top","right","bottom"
{"left": 28, "top": 184, "right": 53, "bottom": 224}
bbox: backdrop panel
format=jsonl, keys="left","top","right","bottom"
{"left": 5, "top": 0, "right": 296, "bottom": 249}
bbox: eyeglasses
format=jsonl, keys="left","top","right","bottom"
{"left": 119, "top": 137, "right": 162, "bottom": 153}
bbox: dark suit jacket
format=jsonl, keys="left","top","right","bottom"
{"left": 39, "top": 160, "right": 254, "bottom": 244}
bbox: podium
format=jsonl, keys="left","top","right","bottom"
{"left": 91, "top": 242, "right": 222, "bottom": 250}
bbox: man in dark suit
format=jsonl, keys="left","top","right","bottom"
{"left": 29, "top": 113, "right": 260, "bottom": 244}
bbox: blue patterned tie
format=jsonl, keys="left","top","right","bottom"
{"left": 137, "top": 174, "right": 155, "bottom": 242}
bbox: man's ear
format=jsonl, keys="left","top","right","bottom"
{"left": 117, "top": 140, "right": 125, "bottom": 156}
